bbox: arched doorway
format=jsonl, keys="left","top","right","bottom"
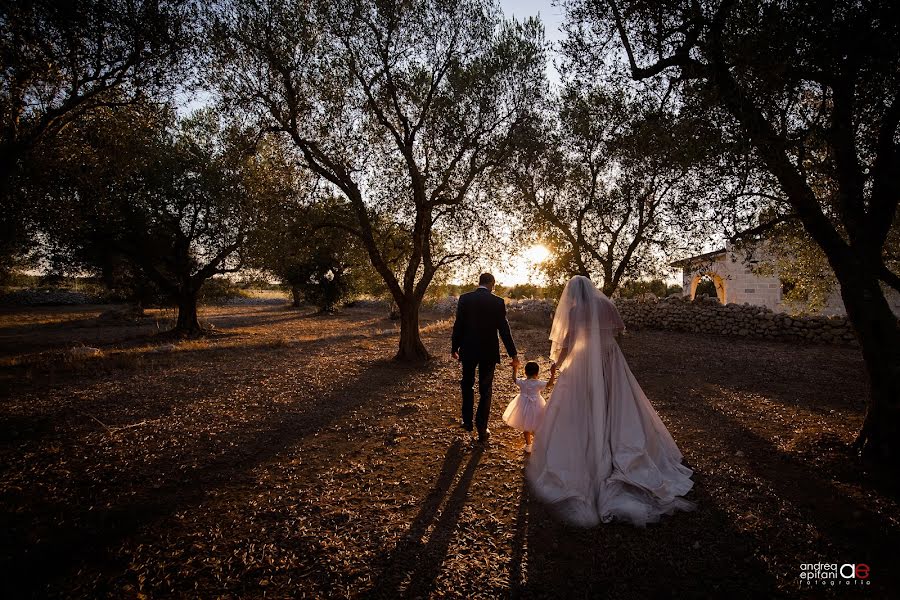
{"left": 689, "top": 272, "right": 727, "bottom": 304}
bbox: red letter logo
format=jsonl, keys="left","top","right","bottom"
{"left": 856, "top": 564, "right": 870, "bottom": 579}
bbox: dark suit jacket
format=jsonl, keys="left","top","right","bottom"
{"left": 451, "top": 287, "right": 517, "bottom": 364}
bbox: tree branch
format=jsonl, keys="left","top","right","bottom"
{"left": 728, "top": 213, "right": 799, "bottom": 241}
{"left": 879, "top": 263, "right": 900, "bottom": 294}
{"left": 606, "top": 0, "right": 706, "bottom": 80}
{"left": 867, "top": 87, "right": 900, "bottom": 251}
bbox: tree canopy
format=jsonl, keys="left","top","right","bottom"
{"left": 0, "top": 0, "right": 193, "bottom": 276}
{"left": 505, "top": 73, "right": 717, "bottom": 295}
{"left": 34, "top": 104, "right": 289, "bottom": 334}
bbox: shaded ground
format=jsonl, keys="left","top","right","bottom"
{"left": 0, "top": 304, "right": 897, "bottom": 598}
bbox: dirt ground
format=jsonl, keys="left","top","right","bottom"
{"left": 0, "top": 303, "right": 897, "bottom": 599}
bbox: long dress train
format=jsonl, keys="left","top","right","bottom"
{"left": 526, "top": 276, "right": 695, "bottom": 527}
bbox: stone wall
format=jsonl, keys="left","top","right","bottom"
{"left": 423, "top": 293, "right": 864, "bottom": 347}
{"left": 617, "top": 295, "right": 860, "bottom": 347}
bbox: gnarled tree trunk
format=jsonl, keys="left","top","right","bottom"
{"left": 174, "top": 287, "right": 203, "bottom": 336}
{"left": 291, "top": 285, "right": 302, "bottom": 308}
{"left": 396, "top": 297, "right": 429, "bottom": 361}
{"left": 837, "top": 262, "right": 900, "bottom": 460}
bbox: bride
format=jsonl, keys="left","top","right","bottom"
{"left": 526, "top": 276, "right": 695, "bottom": 527}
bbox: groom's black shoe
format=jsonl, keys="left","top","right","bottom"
{"left": 460, "top": 421, "right": 473, "bottom": 432}
{"left": 477, "top": 428, "right": 491, "bottom": 444}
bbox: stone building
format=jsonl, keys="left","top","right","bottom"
{"left": 671, "top": 241, "right": 782, "bottom": 309}
{"left": 671, "top": 241, "right": 900, "bottom": 316}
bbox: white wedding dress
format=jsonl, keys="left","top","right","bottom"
{"left": 526, "top": 276, "right": 695, "bottom": 527}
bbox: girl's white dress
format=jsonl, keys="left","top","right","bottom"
{"left": 503, "top": 378, "right": 547, "bottom": 432}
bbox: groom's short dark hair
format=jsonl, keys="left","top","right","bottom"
{"left": 479, "top": 273, "right": 495, "bottom": 286}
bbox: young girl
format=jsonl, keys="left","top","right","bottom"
{"left": 503, "top": 360, "right": 555, "bottom": 453}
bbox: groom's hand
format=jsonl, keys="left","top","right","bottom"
{"left": 451, "top": 351, "right": 459, "bottom": 361}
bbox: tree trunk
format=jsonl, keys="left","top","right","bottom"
{"left": 836, "top": 264, "right": 900, "bottom": 461}
{"left": 395, "top": 298, "right": 430, "bottom": 361}
{"left": 291, "top": 285, "right": 302, "bottom": 308}
{"left": 174, "top": 290, "right": 203, "bottom": 336}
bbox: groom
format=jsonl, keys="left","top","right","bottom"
{"left": 451, "top": 273, "right": 519, "bottom": 443}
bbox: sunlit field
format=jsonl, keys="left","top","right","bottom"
{"left": 1, "top": 302, "right": 897, "bottom": 597}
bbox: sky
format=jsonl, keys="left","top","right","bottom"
{"left": 499, "top": 0, "right": 565, "bottom": 44}
{"left": 499, "top": 0, "right": 565, "bottom": 86}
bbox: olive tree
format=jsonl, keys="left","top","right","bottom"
{"left": 37, "top": 105, "right": 287, "bottom": 335}
{"left": 567, "top": 0, "right": 900, "bottom": 460}
{"left": 506, "top": 79, "right": 714, "bottom": 295}
{"left": 248, "top": 194, "right": 387, "bottom": 312}
{"left": 208, "top": 0, "right": 546, "bottom": 360}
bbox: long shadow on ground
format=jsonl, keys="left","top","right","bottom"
{"left": 0, "top": 353, "right": 410, "bottom": 598}
{"left": 686, "top": 395, "right": 900, "bottom": 596}
{"left": 365, "top": 439, "right": 485, "bottom": 599}
{"left": 506, "top": 465, "right": 778, "bottom": 600}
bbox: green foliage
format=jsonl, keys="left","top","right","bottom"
{"left": 694, "top": 278, "right": 717, "bottom": 299}
{"left": 0, "top": 271, "right": 40, "bottom": 288}
{"left": 285, "top": 258, "right": 353, "bottom": 313}
{"left": 427, "top": 282, "right": 561, "bottom": 300}
{"left": 753, "top": 223, "right": 837, "bottom": 312}
{"left": 756, "top": 215, "right": 900, "bottom": 314}
{"left": 234, "top": 273, "right": 281, "bottom": 291}
{"left": 92, "top": 257, "right": 168, "bottom": 306}
{"left": 426, "top": 284, "right": 469, "bottom": 300}
{"left": 0, "top": 0, "right": 192, "bottom": 276}
{"left": 198, "top": 277, "right": 249, "bottom": 304}
{"left": 617, "top": 278, "right": 669, "bottom": 299}
{"left": 565, "top": 0, "right": 900, "bottom": 456}
{"left": 246, "top": 186, "right": 385, "bottom": 312}
{"left": 209, "top": 0, "right": 547, "bottom": 358}
{"left": 503, "top": 283, "right": 543, "bottom": 299}
{"left": 503, "top": 74, "right": 715, "bottom": 295}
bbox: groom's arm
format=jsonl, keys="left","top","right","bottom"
{"left": 497, "top": 300, "right": 517, "bottom": 359}
{"left": 451, "top": 296, "right": 465, "bottom": 356}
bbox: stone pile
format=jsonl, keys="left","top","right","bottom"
{"left": 425, "top": 296, "right": 557, "bottom": 328}
{"left": 393, "top": 292, "right": 858, "bottom": 347}
{"left": 428, "top": 296, "right": 459, "bottom": 315}
{"left": 616, "top": 295, "right": 859, "bottom": 347}
{"left": 506, "top": 298, "right": 556, "bottom": 327}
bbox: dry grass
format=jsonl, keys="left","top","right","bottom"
{"left": 420, "top": 318, "right": 453, "bottom": 334}
{"left": 0, "top": 303, "right": 897, "bottom": 599}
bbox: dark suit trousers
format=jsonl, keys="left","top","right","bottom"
{"left": 461, "top": 359, "right": 497, "bottom": 433}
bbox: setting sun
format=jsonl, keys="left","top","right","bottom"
{"left": 524, "top": 244, "right": 551, "bottom": 264}
{"left": 488, "top": 244, "right": 554, "bottom": 286}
